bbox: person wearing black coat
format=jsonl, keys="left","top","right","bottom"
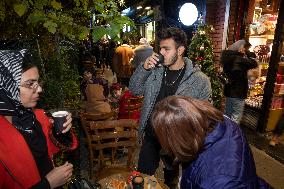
{"left": 221, "top": 40, "right": 258, "bottom": 124}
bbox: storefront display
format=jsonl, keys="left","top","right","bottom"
{"left": 241, "top": 0, "right": 283, "bottom": 131}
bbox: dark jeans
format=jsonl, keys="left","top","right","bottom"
{"left": 138, "top": 124, "right": 179, "bottom": 188}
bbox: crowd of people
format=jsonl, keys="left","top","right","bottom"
{"left": 0, "top": 26, "right": 279, "bottom": 189}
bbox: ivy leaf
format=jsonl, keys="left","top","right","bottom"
{"left": 13, "top": 3, "right": 27, "bottom": 17}
{"left": 92, "top": 26, "right": 106, "bottom": 42}
{"left": 27, "top": 10, "right": 46, "bottom": 24}
{"left": 43, "top": 20, "right": 58, "bottom": 34}
{"left": 94, "top": 2, "right": 105, "bottom": 13}
{"left": 74, "top": 0, "right": 80, "bottom": 7}
{"left": 79, "top": 27, "right": 89, "bottom": 40}
{"left": 51, "top": 0, "right": 62, "bottom": 10}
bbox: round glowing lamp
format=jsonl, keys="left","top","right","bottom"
{"left": 179, "top": 3, "right": 198, "bottom": 26}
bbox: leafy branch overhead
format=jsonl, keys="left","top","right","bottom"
{"left": 0, "top": 0, "right": 135, "bottom": 42}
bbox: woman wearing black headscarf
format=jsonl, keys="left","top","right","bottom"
{"left": 0, "top": 50, "right": 78, "bottom": 189}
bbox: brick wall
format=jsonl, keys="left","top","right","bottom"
{"left": 227, "top": 0, "right": 240, "bottom": 44}
{"left": 206, "top": 0, "right": 241, "bottom": 64}
{"left": 206, "top": 0, "right": 227, "bottom": 64}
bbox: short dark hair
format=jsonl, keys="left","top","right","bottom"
{"left": 151, "top": 96, "right": 224, "bottom": 163}
{"left": 158, "top": 27, "right": 188, "bottom": 48}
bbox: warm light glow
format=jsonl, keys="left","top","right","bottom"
{"left": 145, "top": 6, "right": 151, "bottom": 10}
{"left": 137, "top": 6, "right": 142, "bottom": 10}
{"left": 179, "top": 3, "right": 198, "bottom": 26}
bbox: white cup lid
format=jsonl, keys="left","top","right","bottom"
{"left": 52, "top": 111, "right": 68, "bottom": 117}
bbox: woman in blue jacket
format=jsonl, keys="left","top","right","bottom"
{"left": 151, "top": 95, "right": 270, "bottom": 189}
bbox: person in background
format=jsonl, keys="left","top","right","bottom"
{"left": 80, "top": 69, "right": 96, "bottom": 100}
{"left": 221, "top": 39, "right": 258, "bottom": 124}
{"left": 80, "top": 69, "right": 108, "bottom": 100}
{"left": 130, "top": 38, "right": 153, "bottom": 69}
{"left": 112, "top": 39, "right": 134, "bottom": 87}
{"left": 152, "top": 95, "right": 271, "bottom": 189}
{"left": 129, "top": 27, "right": 211, "bottom": 188}
{"left": 0, "top": 50, "right": 78, "bottom": 189}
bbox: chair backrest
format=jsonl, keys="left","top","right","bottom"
{"left": 89, "top": 119, "right": 137, "bottom": 151}
{"left": 83, "top": 111, "right": 115, "bottom": 121}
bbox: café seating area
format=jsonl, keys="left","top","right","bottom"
{"left": 79, "top": 86, "right": 143, "bottom": 178}
{"left": 80, "top": 112, "right": 138, "bottom": 180}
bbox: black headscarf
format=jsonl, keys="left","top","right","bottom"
{"left": 0, "top": 50, "right": 52, "bottom": 177}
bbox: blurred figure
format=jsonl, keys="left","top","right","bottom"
{"left": 112, "top": 39, "right": 134, "bottom": 87}
{"left": 80, "top": 69, "right": 96, "bottom": 100}
{"left": 221, "top": 40, "right": 258, "bottom": 124}
{"left": 152, "top": 96, "right": 271, "bottom": 189}
{"left": 131, "top": 38, "right": 153, "bottom": 69}
{"left": 80, "top": 69, "right": 108, "bottom": 100}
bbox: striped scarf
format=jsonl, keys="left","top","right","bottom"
{"left": 0, "top": 50, "right": 26, "bottom": 116}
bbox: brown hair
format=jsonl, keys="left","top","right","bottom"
{"left": 151, "top": 96, "right": 224, "bottom": 163}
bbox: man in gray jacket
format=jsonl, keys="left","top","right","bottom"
{"left": 129, "top": 27, "right": 211, "bottom": 189}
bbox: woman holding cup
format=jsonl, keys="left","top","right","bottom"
{"left": 0, "top": 50, "right": 78, "bottom": 189}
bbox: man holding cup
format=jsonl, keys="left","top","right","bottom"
{"left": 129, "top": 27, "right": 212, "bottom": 188}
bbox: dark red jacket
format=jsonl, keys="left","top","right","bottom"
{"left": 0, "top": 109, "right": 78, "bottom": 189}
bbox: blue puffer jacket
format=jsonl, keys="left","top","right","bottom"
{"left": 181, "top": 117, "right": 271, "bottom": 189}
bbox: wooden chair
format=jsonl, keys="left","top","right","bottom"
{"left": 80, "top": 111, "right": 116, "bottom": 178}
{"left": 89, "top": 119, "right": 138, "bottom": 180}
{"left": 82, "top": 114, "right": 137, "bottom": 178}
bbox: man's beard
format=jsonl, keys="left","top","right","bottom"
{"left": 168, "top": 52, "right": 178, "bottom": 67}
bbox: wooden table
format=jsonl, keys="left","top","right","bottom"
{"left": 98, "top": 172, "right": 169, "bottom": 189}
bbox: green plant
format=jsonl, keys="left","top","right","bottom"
{"left": 41, "top": 40, "right": 81, "bottom": 111}
{"left": 0, "top": 0, "right": 135, "bottom": 42}
{"left": 188, "top": 24, "right": 223, "bottom": 109}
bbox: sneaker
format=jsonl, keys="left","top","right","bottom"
{"left": 269, "top": 140, "right": 277, "bottom": 146}
{"left": 269, "top": 136, "right": 279, "bottom": 147}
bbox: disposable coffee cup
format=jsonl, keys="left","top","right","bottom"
{"left": 132, "top": 176, "right": 144, "bottom": 189}
{"left": 156, "top": 53, "right": 164, "bottom": 67}
{"left": 52, "top": 111, "right": 68, "bottom": 135}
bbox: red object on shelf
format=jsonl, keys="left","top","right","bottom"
{"left": 118, "top": 90, "right": 143, "bottom": 122}
{"left": 128, "top": 170, "right": 142, "bottom": 184}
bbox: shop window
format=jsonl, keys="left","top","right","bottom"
{"left": 245, "top": 0, "right": 282, "bottom": 131}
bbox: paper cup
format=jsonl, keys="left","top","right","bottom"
{"left": 52, "top": 111, "right": 68, "bottom": 134}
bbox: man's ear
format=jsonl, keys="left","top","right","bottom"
{"left": 178, "top": 46, "right": 185, "bottom": 56}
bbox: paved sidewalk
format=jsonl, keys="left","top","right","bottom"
{"left": 251, "top": 145, "right": 284, "bottom": 189}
